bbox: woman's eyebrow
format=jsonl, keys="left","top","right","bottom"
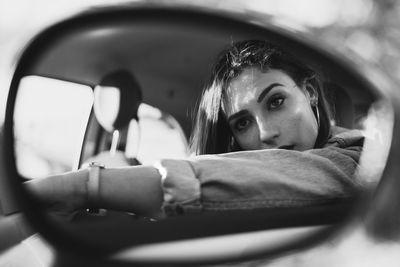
{"left": 257, "top": 83, "right": 283, "bottom": 103}
{"left": 227, "top": 110, "right": 248, "bottom": 123}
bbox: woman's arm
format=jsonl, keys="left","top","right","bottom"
{"left": 98, "top": 166, "right": 164, "bottom": 218}
{"left": 160, "top": 146, "right": 364, "bottom": 216}
{"left": 25, "top": 130, "right": 364, "bottom": 218}
{"left": 25, "top": 147, "right": 361, "bottom": 218}
{"left": 25, "top": 166, "right": 165, "bottom": 219}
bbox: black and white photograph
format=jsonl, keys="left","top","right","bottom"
{"left": 0, "top": 0, "right": 400, "bottom": 266}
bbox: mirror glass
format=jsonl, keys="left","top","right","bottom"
{"left": 8, "top": 10, "right": 394, "bottom": 256}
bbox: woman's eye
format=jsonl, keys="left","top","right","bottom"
{"left": 268, "top": 96, "right": 284, "bottom": 110}
{"left": 235, "top": 118, "right": 251, "bottom": 132}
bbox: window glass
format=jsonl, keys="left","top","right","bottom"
{"left": 14, "top": 76, "right": 93, "bottom": 178}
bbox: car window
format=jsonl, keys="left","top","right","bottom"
{"left": 14, "top": 76, "right": 93, "bottom": 178}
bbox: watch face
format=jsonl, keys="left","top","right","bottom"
{"left": 89, "top": 162, "right": 105, "bottom": 168}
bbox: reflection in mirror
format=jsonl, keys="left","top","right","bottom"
{"left": 15, "top": 41, "right": 390, "bottom": 216}
{"left": 14, "top": 76, "right": 93, "bottom": 178}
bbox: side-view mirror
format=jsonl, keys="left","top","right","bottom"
{"left": 2, "top": 5, "right": 399, "bottom": 266}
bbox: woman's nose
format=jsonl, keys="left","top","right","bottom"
{"left": 257, "top": 121, "right": 279, "bottom": 147}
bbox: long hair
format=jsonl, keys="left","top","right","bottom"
{"left": 190, "top": 40, "right": 332, "bottom": 155}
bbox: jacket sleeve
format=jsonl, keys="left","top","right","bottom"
{"left": 158, "top": 143, "right": 364, "bottom": 216}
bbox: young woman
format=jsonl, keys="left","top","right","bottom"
{"left": 26, "top": 40, "right": 364, "bottom": 219}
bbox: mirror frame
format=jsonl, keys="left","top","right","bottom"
{"left": 3, "top": 4, "right": 398, "bottom": 265}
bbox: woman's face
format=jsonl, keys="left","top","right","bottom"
{"left": 223, "top": 67, "right": 318, "bottom": 151}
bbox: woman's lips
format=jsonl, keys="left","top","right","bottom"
{"left": 278, "top": 145, "right": 295, "bottom": 150}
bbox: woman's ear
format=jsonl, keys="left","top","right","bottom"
{"left": 304, "top": 83, "right": 319, "bottom": 106}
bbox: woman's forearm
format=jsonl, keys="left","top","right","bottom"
{"left": 97, "top": 166, "right": 165, "bottom": 218}
{"left": 26, "top": 165, "right": 165, "bottom": 219}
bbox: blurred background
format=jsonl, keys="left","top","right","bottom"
{"left": 1, "top": 0, "right": 400, "bottom": 124}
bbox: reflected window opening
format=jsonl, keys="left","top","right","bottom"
{"left": 14, "top": 75, "right": 93, "bottom": 178}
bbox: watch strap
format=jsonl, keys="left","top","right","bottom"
{"left": 88, "top": 162, "right": 105, "bottom": 206}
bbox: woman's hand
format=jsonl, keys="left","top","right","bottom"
{"left": 24, "top": 170, "right": 88, "bottom": 218}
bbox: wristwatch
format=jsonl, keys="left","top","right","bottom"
{"left": 87, "top": 162, "right": 105, "bottom": 206}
